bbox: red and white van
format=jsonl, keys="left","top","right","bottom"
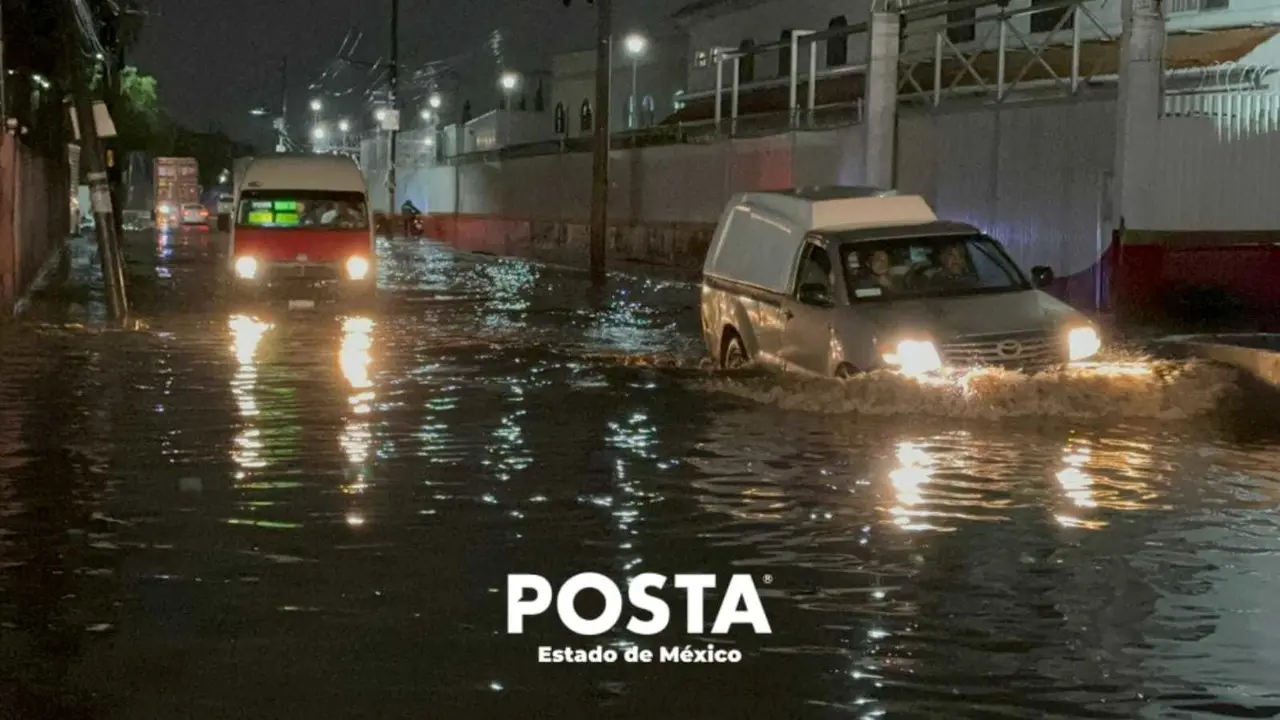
{"left": 227, "top": 155, "right": 376, "bottom": 306}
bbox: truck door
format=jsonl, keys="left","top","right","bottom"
{"left": 778, "top": 238, "right": 838, "bottom": 375}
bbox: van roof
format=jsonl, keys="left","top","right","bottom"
{"left": 732, "top": 186, "right": 937, "bottom": 231}
{"left": 242, "top": 154, "right": 366, "bottom": 193}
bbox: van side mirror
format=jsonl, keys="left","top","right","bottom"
{"left": 1030, "top": 266, "right": 1054, "bottom": 288}
{"left": 798, "top": 283, "right": 832, "bottom": 307}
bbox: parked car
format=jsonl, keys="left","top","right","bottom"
{"left": 699, "top": 186, "right": 1103, "bottom": 378}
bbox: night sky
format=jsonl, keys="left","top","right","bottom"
{"left": 132, "top": 0, "right": 692, "bottom": 150}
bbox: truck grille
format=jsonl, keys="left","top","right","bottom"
{"left": 267, "top": 264, "right": 340, "bottom": 282}
{"left": 939, "top": 329, "right": 1065, "bottom": 370}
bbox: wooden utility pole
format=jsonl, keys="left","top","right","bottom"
{"left": 64, "top": 3, "right": 127, "bottom": 318}
{"left": 564, "top": 0, "right": 612, "bottom": 286}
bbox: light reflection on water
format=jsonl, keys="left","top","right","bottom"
{"left": 0, "top": 236, "right": 1278, "bottom": 718}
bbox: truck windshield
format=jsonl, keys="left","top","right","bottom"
{"left": 836, "top": 232, "right": 1030, "bottom": 302}
{"left": 238, "top": 190, "right": 368, "bottom": 230}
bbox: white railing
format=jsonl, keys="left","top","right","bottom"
{"left": 1165, "top": 0, "right": 1229, "bottom": 14}
{"left": 1164, "top": 89, "right": 1280, "bottom": 138}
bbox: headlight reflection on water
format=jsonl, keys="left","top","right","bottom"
{"left": 229, "top": 315, "right": 272, "bottom": 474}
{"left": 340, "top": 317, "right": 376, "bottom": 520}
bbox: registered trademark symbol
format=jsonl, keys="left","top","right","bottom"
{"left": 762, "top": 574, "right": 773, "bottom": 584}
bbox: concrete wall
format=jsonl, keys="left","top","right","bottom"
{"left": 898, "top": 98, "right": 1116, "bottom": 279}
{"left": 414, "top": 125, "right": 862, "bottom": 225}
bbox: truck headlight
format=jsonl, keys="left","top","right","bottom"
{"left": 234, "top": 256, "right": 257, "bottom": 279}
{"left": 883, "top": 339, "right": 943, "bottom": 377}
{"left": 345, "top": 256, "right": 370, "bottom": 281}
{"left": 1067, "top": 326, "right": 1101, "bottom": 361}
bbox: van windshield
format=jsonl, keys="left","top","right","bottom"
{"left": 238, "top": 190, "right": 368, "bottom": 230}
{"left": 835, "top": 232, "right": 1030, "bottom": 302}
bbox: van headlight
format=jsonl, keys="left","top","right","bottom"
{"left": 882, "top": 339, "right": 943, "bottom": 377}
{"left": 1067, "top": 326, "right": 1101, "bottom": 362}
{"left": 345, "top": 256, "right": 370, "bottom": 281}
{"left": 234, "top": 256, "right": 257, "bottom": 279}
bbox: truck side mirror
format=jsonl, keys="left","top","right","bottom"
{"left": 1030, "top": 266, "right": 1054, "bottom": 288}
{"left": 797, "top": 283, "right": 832, "bottom": 307}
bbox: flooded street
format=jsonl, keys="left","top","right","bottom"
{"left": 2, "top": 229, "right": 1279, "bottom": 719}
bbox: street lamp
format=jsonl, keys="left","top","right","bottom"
{"left": 338, "top": 119, "right": 350, "bottom": 133}
{"left": 428, "top": 93, "right": 442, "bottom": 109}
{"left": 623, "top": 33, "right": 647, "bottom": 129}
{"left": 310, "top": 98, "right": 322, "bottom": 112}
{"left": 499, "top": 71, "right": 519, "bottom": 110}
{"left": 374, "top": 107, "right": 388, "bottom": 122}
{"left": 420, "top": 108, "right": 432, "bottom": 121}
{"left": 312, "top": 126, "right": 325, "bottom": 140}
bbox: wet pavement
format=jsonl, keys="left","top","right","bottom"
{"left": 2, "top": 227, "right": 1279, "bottom": 719}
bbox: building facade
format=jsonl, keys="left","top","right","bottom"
{"left": 548, "top": 35, "right": 688, "bottom": 140}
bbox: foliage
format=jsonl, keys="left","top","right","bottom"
{"left": 90, "top": 65, "right": 253, "bottom": 182}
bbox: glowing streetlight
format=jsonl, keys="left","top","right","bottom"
{"left": 420, "top": 108, "right": 432, "bottom": 121}
{"left": 310, "top": 98, "right": 322, "bottom": 112}
{"left": 374, "top": 108, "right": 388, "bottom": 122}
{"left": 624, "top": 33, "right": 647, "bottom": 56}
{"left": 499, "top": 72, "right": 519, "bottom": 111}
{"left": 424, "top": 136, "right": 435, "bottom": 148}
{"left": 428, "top": 93, "right": 442, "bottom": 109}
{"left": 312, "top": 126, "right": 326, "bottom": 140}
{"left": 623, "top": 33, "right": 648, "bottom": 129}
{"left": 338, "top": 119, "right": 350, "bottom": 133}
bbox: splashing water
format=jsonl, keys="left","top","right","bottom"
{"left": 701, "top": 357, "right": 1237, "bottom": 420}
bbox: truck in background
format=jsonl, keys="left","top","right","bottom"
{"left": 154, "top": 157, "right": 199, "bottom": 228}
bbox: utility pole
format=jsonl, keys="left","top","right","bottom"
{"left": 563, "top": 0, "right": 612, "bottom": 286}
{"left": 388, "top": 0, "right": 399, "bottom": 210}
{"left": 64, "top": 3, "right": 127, "bottom": 319}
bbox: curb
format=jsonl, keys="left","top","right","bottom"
{"left": 1157, "top": 334, "right": 1280, "bottom": 389}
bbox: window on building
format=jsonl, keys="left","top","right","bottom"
{"left": 554, "top": 102, "right": 566, "bottom": 134}
{"left": 947, "top": 1, "right": 976, "bottom": 44}
{"left": 826, "top": 16, "right": 848, "bottom": 67}
{"left": 1030, "top": 0, "right": 1074, "bottom": 33}
{"left": 738, "top": 38, "right": 755, "bottom": 84}
{"left": 580, "top": 99, "right": 593, "bottom": 132}
{"left": 778, "top": 29, "right": 793, "bottom": 77}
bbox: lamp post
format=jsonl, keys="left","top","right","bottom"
{"left": 623, "top": 33, "right": 647, "bottom": 129}
{"left": 338, "top": 119, "right": 351, "bottom": 151}
{"left": 312, "top": 125, "right": 326, "bottom": 153}
{"left": 428, "top": 93, "right": 442, "bottom": 110}
{"left": 310, "top": 97, "right": 322, "bottom": 128}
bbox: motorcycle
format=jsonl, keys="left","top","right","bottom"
{"left": 401, "top": 201, "right": 425, "bottom": 237}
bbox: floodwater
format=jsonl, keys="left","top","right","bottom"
{"left": 1, "top": 229, "right": 1278, "bottom": 719}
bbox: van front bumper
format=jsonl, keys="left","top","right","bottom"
{"left": 230, "top": 262, "right": 374, "bottom": 304}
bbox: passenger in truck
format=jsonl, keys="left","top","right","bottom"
{"left": 929, "top": 243, "right": 979, "bottom": 289}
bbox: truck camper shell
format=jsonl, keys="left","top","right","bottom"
{"left": 703, "top": 186, "right": 940, "bottom": 295}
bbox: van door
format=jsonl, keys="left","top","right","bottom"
{"left": 779, "top": 239, "right": 837, "bottom": 375}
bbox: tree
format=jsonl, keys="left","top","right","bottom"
{"left": 90, "top": 65, "right": 173, "bottom": 156}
